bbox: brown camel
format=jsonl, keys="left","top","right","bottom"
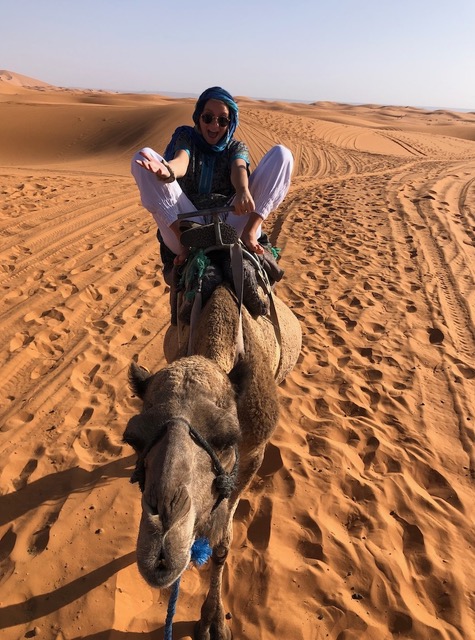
{"left": 124, "top": 284, "right": 301, "bottom": 639}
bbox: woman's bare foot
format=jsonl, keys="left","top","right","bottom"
{"left": 241, "top": 228, "right": 264, "bottom": 254}
{"left": 241, "top": 213, "right": 265, "bottom": 255}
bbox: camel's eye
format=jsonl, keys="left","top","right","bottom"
{"left": 144, "top": 500, "right": 159, "bottom": 517}
{"left": 205, "top": 414, "right": 240, "bottom": 450}
{"left": 208, "top": 430, "right": 239, "bottom": 451}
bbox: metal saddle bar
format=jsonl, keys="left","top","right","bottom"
{"left": 177, "top": 206, "right": 235, "bottom": 220}
{"left": 178, "top": 206, "right": 236, "bottom": 248}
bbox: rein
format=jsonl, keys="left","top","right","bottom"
{"left": 130, "top": 417, "right": 239, "bottom": 511}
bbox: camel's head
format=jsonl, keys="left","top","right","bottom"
{"left": 123, "top": 355, "right": 250, "bottom": 588}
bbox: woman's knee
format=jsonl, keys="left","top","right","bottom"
{"left": 269, "top": 144, "right": 293, "bottom": 167}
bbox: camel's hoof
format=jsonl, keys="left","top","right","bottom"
{"left": 193, "top": 620, "right": 207, "bottom": 640}
{"left": 194, "top": 620, "right": 233, "bottom": 640}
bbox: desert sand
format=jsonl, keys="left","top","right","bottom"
{"left": 1, "top": 70, "right": 475, "bottom": 640}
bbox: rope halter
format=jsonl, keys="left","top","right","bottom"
{"left": 130, "top": 417, "right": 239, "bottom": 512}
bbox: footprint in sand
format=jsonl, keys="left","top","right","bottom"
{"left": 428, "top": 327, "right": 444, "bottom": 344}
{"left": 338, "top": 355, "right": 351, "bottom": 368}
{"left": 12, "top": 455, "right": 41, "bottom": 490}
{"left": 362, "top": 387, "right": 381, "bottom": 411}
{"left": 390, "top": 512, "right": 432, "bottom": 576}
{"left": 364, "top": 368, "right": 383, "bottom": 382}
{"left": 345, "top": 507, "right": 372, "bottom": 539}
{"left": 40, "top": 308, "right": 66, "bottom": 324}
{"left": 0, "top": 526, "right": 17, "bottom": 562}
{"left": 344, "top": 476, "right": 376, "bottom": 503}
{"left": 78, "top": 406, "right": 94, "bottom": 426}
{"left": 360, "top": 435, "right": 380, "bottom": 469}
{"left": 297, "top": 513, "right": 324, "bottom": 562}
{"left": 306, "top": 432, "right": 336, "bottom": 470}
{"left": 2, "top": 410, "right": 34, "bottom": 432}
{"left": 0, "top": 527, "right": 17, "bottom": 584}
{"left": 388, "top": 611, "right": 414, "bottom": 635}
{"left": 338, "top": 399, "right": 369, "bottom": 419}
{"left": 28, "top": 507, "right": 62, "bottom": 556}
{"left": 30, "top": 360, "right": 57, "bottom": 380}
{"left": 454, "top": 361, "right": 475, "bottom": 379}
{"left": 102, "top": 252, "right": 118, "bottom": 264}
{"left": 329, "top": 331, "right": 346, "bottom": 347}
{"left": 246, "top": 496, "right": 273, "bottom": 551}
{"left": 4, "top": 288, "right": 28, "bottom": 303}
{"left": 92, "top": 319, "right": 109, "bottom": 333}
{"left": 9, "top": 331, "right": 33, "bottom": 352}
{"left": 98, "top": 285, "right": 119, "bottom": 296}
{"left": 337, "top": 311, "right": 357, "bottom": 331}
{"left": 75, "top": 427, "right": 123, "bottom": 457}
{"left": 413, "top": 461, "right": 464, "bottom": 512}
{"left": 257, "top": 442, "right": 284, "bottom": 478}
{"left": 234, "top": 498, "right": 252, "bottom": 522}
{"left": 79, "top": 285, "right": 103, "bottom": 302}
{"left": 363, "top": 323, "right": 386, "bottom": 342}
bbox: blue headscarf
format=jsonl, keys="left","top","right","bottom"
{"left": 164, "top": 86, "right": 239, "bottom": 159}
{"left": 192, "top": 86, "right": 239, "bottom": 149}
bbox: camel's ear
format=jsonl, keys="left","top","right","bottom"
{"left": 228, "top": 357, "right": 252, "bottom": 397}
{"left": 123, "top": 414, "right": 147, "bottom": 452}
{"left": 128, "top": 361, "right": 152, "bottom": 399}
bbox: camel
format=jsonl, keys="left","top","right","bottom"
{"left": 124, "top": 282, "right": 301, "bottom": 639}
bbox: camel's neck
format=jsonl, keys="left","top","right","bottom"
{"left": 192, "top": 286, "right": 241, "bottom": 373}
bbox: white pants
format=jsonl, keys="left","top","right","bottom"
{"left": 131, "top": 145, "right": 293, "bottom": 254}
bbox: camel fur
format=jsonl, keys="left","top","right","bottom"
{"left": 124, "top": 284, "right": 301, "bottom": 639}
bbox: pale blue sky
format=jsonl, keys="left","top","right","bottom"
{"left": 2, "top": 0, "right": 474, "bottom": 109}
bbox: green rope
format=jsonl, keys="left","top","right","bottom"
{"left": 180, "top": 249, "right": 211, "bottom": 300}
{"left": 270, "top": 246, "right": 281, "bottom": 259}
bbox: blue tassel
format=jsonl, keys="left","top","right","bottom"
{"left": 191, "top": 537, "right": 213, "bottom": 566}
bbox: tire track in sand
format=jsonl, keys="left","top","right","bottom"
{"left": 384, "top": 160, "right": 475, "bottom": 475}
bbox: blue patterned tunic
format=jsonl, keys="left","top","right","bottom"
{"left": 168, "top": 128, "right": 250, "bottom": 210}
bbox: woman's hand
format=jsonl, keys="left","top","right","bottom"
{"left": 135, "top": 150, "right": 171, "bottom": 180}
{"left": 174, "top": 245, "right": 189, "bottom": 265}
{"left": 233, "top": 187, "right": 256, "bottom": 216}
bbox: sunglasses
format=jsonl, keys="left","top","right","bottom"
{"left": 200, "top": 113, "right": 230, "bottom": 128}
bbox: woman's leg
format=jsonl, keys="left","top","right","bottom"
{"left": 226, "top": 145, "right": 294, "bottom": 242}
{"left": 131, "top": 147, "right": 205, "bottom": 254}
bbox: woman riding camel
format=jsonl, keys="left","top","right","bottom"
{"left": 131, "top": 86, "right": 293, "bottom": 275}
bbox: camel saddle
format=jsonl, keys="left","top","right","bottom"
{"left": 170, "top": 221, "right": 284, "bottom": 327}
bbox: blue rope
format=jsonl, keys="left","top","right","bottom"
{"left": 164, "top": 576, "right": 181, "bottom": 640}
{"left": 163, "top": 538, "right": 213, "bottom": 639}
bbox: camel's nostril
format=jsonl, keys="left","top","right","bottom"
{"left": 156, "top": 550, "right": 167, "bottom": 571}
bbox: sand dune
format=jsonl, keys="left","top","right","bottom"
{"left": 1, "top": 71, "right": 475, "bottom": 639}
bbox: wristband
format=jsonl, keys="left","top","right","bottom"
{"left": 156, "top": 159, "right": 176, "bottom": 183}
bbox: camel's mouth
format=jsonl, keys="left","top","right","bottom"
{"left": 136, "top": 525, "right": 193, "bottom": 589}
{"left": 138, "top": 551, "right": 189, "bottom": 589}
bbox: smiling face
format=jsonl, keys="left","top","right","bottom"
{"left": 198, "top": 99, "right": 230, "bottom": 145}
